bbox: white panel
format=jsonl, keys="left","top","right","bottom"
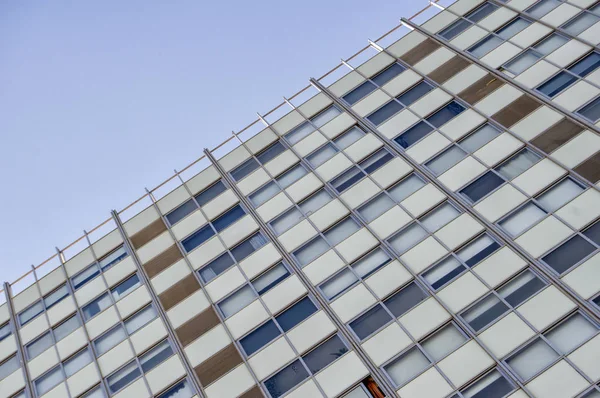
{"left": 204, "top": 364, "right": 255, "bottom": 398}
{"left": 382, "top": 69, "right": 422, "bottom": 97}
{"left": 437, "top": 341, "right": 494, "bottom": 388}
{"left": 437, "top": 272, "right": 489, "bottom": 313}
{"left": 399, "top": 298, "right": 451, "bottom": 340}
{"left": 414, "top": 47, "right": 455, "bottom": 75}
{"left": 511, "top": 23, "right": 553, "bottom": 48}
{"left": 479, "top": 7, "right": 517, "bottom": 31}
{"left": 0, "top": 368, "right": 25, "bottom": 398}
{"left": 287, "top": 311, "right": 337, "bottom": 354}
{"left": 345, "top": 134, "right": 383, "bottom": 163}
{"left": 400, "top": 237, "right": 449, "bottom": 274}
{"left": 293, "top": 130, "right": 327, "bottom": 158}
{"left": 298, "top": 92, "right": 333, "bottom": 119}
{"left": 340, "top": 178, "right": 381, "bottom": 209}
{"left": 410, "top": 89, "right": 453, "bottom": 118}
{"left": 422, "top": 10, "right": 459, "bottom": 34}
{"left": 406, "top": 132, "right": 451, "bottom": 164}
{"left": 479, "top": 312, "right": 536, "bottom": 357}
{"left": 378, "top": 109, "right": 420, "bottom": 140}
{"left": 28, "top": 347, "right": 59, "bottom": 380}
{"left": 123, "top": 204, "right": 160, "bottom": 237}
{"left": 309, "top": 199, "right": 350, "bottom": 231}
{"left": 279, "top": 220, "right": 318, "bottom": 253}
{"left": 0, "top": 337, "right": 17, "bottom": 363}
{"left": 398, "top": 367, "right": 454, "bottom": 398}
{"left": 248, "top": 337, "right": 296, "bottom": 380}
{"left": 515, "top": 60, "right": 560, "bottom": 89}
{"left": 515, "top": 216, "right": 572, "bottom": 258}
{"left": 150, "top": 259, "right": 190, "bottom": 295}
{"left": 113, "top": 378, "right": 150, "bottom": 398}
{"left": 562, "top": 252, "right": 600, "bottom": 299}
{"left": 474, "top": 133, "right": 524, "bottom": 167}
{"left": 438, "top": 156, "right": 487, "bottom": 192}
{"left": 130, "top": 318, "right": 168, "bottom": 355}
{"left": 239, "top": 243, "right": 282, "bottom": 280}
{"left": 435, "top": 214, "right": 484, "bottom": 251}
{"left": 115, "top": 285, "right": 152, "bottom": 319}
{"left": 184, "top": 324, "right": 231, "bottom": 367}
{"left": 146, "top": 355, "right": 186, "bottom": 394}
{"left": 365, "top": 260, "right": 413, "bottom": 300}
{"left": 225, "top": 300, "right": 269, "bottom": 339}
{"left": 371, "top": 157, "right": 414, "bottom": 189}
{"left": 20, "top": 315, "right": 50, "bottom": 345}
{"left": 304, "top": 250, "right": 346, "bottom": 286}
{"left": 541, "top": 3, "right": 580, "bottom": 27}
{"left": 451, "top": 25, "right": 488, "bottom": 51}
{"left": 264, "top": 151, "right": 299, "bottom": 177}
{"left": 443, "top": 64, "right": 489, "bottom": 94}
{"left": 74, "top": 276, "right": 107, "bottom": 308}
{"left": 387, "top": 31, "right": 427, "bottom": 58}
{"left": 167, "top": 290, "right": 210, "bottom": 329}
{"left": 335, "top": 229, "right": 379, "bottom": 264}
{"left": 369, "top": 206, "right": 412, "bottom": 240}
{"left": 554, "top": 81, "right": 600, "bottom": 112}
{"left": 56, "top": 327, "right": 87, "bottom": 360}
{"left": 262, "top": 275, "right": 306, "bottom": 315}
{"left": 157, "top": 186, "right": 190, "bottom": 215}
{"left": 185, "top": 165, "right": 220, "bottom": 197}
{"left": 567, "top": 334, "right": 600, "bottom": 381}
{"left": 98, "top": 339, "right": 134, "bottom": 376}
{"left": 202, "top": 190, "right": 239, "bottom": 220}
{"left": 286, "top": 380, "right": 324, "bottom": 398}
{"left": 66, "top": 362, "right": 100, "bottom": 397}
{"left": 286, "top": 173, "right": 323, "bottom": 203}
{"left": 220, "top": 216, "right": 259, "bottom": 248}
{"left": 526, "top": 360, "right": 588, "bottom": 398}
{"left": 517, "top": 286, "right": 577, "bottom": 331}
{"left": 474, "top": 84, "right": 523, "bottom": 115}
{"left": 137, "top": 231, "right": 174, "bottom": 264}
{"left": 362, "top": 322, "right": 411, "bottom": 366}
{"left": 555, "top": 189, "right": 600, "bottom": 230}
{"left": 579, "top": 20, "right": 600, "bottom": 45}
{"left": 329, "top": 71, "right": 364, "bottom": 97}
{"left": 474, "top": 184, "right": 528, "bottom": 223}
{"left": 38, "top": 267, "right": 67, "bottom": 297}
{"left": 401, "top": 184, "right": 446, "bottom": 217}
{"left": 319, "top": 113, "right": 356, "bottom": 140}
{"left": 314, "top": 352, "right": 369, "bottom": 398}
{"left": 217, "top": 145, "right": 251, "bottom": 172}
{"left": 315, "top": 152, "right": 353, "bottom": 182}
{"left": 187, "top": 236, "right": 226, "bottom": 271}
{"left": 103, "top": 257, "right": 137, "bottom": 288}
{"left": 551, "top": 130, "right": 600, "bottom": 168}
{"left": 545, "top": 39, "right": 592, "bottom": 68}
{"left": 356, "top": 52, "right": 395, "bottom": 78}
{"left": 256, "top": 192, "right": 293, "bottom": 222}
{"left": 439, "top": 109, "right": 487, "bottom": 141}
{"left": 205, "top": 266, "right": 245, "bottom": 303}
{"left": 237, "top": 169, "right": 271, "bottom": 197}
{"left": 481, "top": 42, "right": 522, "bottom": 69}
{"left": 40, "top": 382, "right": 68, "bottom": 398}
{"left": 510, "top": 106, "right": 564, "bottom": 141}
{"left": 331, "top": 284, "right": 377, "bottom": 323}
{"left": 245, "top": 128, "right": 278, "bottom": 154}
{"left": 352, "top": 90, "right": 391, "bottom": 118}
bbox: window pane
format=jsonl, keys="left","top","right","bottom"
{"left": 569, "top": 51, "right": 600, "bottom": 78}
{"left": 107, "top": 361, "right": 141, "bottom": 394}
{"left": 343, "top": 81, "right": 377, "bottom": 105}
{"left": 462, "top": 294, "right": 509, "bottom": 331}
{"left": 427, "top": 101, "right": 465, "bottom": 128}
{"left": 497, "top": 17, "right": 531, "bottom": 40}
{"left": 367, "top": 100, "right": 404, "bottom": 126}
{"left": 285, "top": 121, "right": 315, "bottom": 145}
{"left": 545, "top": 313, "right": 598, "bottom": 354}
{"left": 457, "top": 234, "right": 500, "bottom": 267}
{"left": 35, "top": 366, "right": 63, "bottom": 396}
{"left": 388, "top": 174, "right": 425, "bottom": 202}
{"left": 542, "top": 235, "right": 595, "bottom": 274}
{"left": 26, "top": 333, "right": 53, "bottom": 359}
{"left": 422, "top": 323, "right": 467, "bottom": 361}
{"left": 371, "top": 63, "right": 405, "bottom": 86}
{"left": 324, "top": 217, "right": 360, "bottom": 246}
{"left": 139, "top": 340, "right": 173, "bottom": 373}
{"left": 394, "top": 121, "right": 433, "bottom": 149}
{"left": 537, "top": 177, "right": 584, "bottom": 212}
{"left": 276, "top": 166, "right": 307, "bottom": 190}
{"left": 95, "top": 325, "right": 127, "bottom": 355}
{"left": 264, "top": 359, "right": 309, "bottom": 398}
{"left": 157, "top": 380, "right": 194, "bottom": 398}
{"left": 275, "top": 297, "right": 317, "bottom": 332}
{"left": 212, "top": 205, "right": 246, "bottom": 232}
{"left": 496, "top": 149, "right": 540, "bottom": 180}
{"left": 111, "top": 274, "right": 140, "bottom": 301}
{"left": 125, "top": 305, "right": 157, "bottom": 335}
{"left": 307, "top": 143, "right": 338, "bottom": 167}
{"left": 358, "top": 193, "right": 395, "bottom": 223}
{"left": 384, "top": 347, "right": 430, "bottom": 386}
{"left": 499, "top": 202, "right": 546, "bottom": 237}
{"left": 426, "top": 146, "right": 466, "bottom": 175}
{"left": 257, "top": 142, "right": 285, "bottom": 164}
{"left": 181, "top": 225, "right": 215, "bottom": 253}
{"left": 526, "top": 0, "right": 560, "bottom": 18}
{"left": 459, "top": 124, "right": 500, "bottom": 152}
{"left": 298, "top": 189, "right": 332, "bottom": 215}
{"left": 294, "top": 237, "right": 329, "bottom": 266}
{"left": 396, "top": 81, "right": 433, "bottom": 106}
{"left": 423, "top": 256, "right": 466, "bottom": 290}
{"left": 467, "top": 2, "right": 498, "bottom": 22}
{"left": 199, "top": 253, "right": 235, "bottom": 283}
{"left": 166, "top": 199, "right": 196, "bottom": 225}
{"left": 534, "top": 33, "right": 568, "bottom": 55}
{"left": 496, "top": 271, "right": 543, "bottom": 308}
{"left": 240, "top": 320, "right": 281, "bottom": 356}
{"left": 388, "top": 223, "right": 428, "bottom": 254}
{"left": 0, "top": 323, "right": 10, "bottom": 342}
{"left": 383, "top": 282, "right": 427, "bottom": 317}
{"left": 195, "top": 180, "right": 227, "bottom": 206}
{"left": 231, "top": 233, "right": 268, "bottom": 262}
{"left": 420, "top": 203, "right": 460, "bottom": 232}
{"left": 311, "top": 105, "right": 341, "bottom": 128}
{"left": 439, "top": 19, "right": 472, "bottom": 40}
{"left": 504, "top": 50, "right": 540, "bottom": 74}
{"left": 469, "top": 35, "right": 503, "bottom": 58}
{"left": 82, "top": 386, "right": 106, "bottom": 398}
{"left": 0, "top": 356, "right": 19, "bottom": 381}
{"left": 577, "top": 96, "right": 600, "bottom": 122}
{"left": 44, "top": 285, "right": 69, "bottom": 309}
{"left": 99, "top": 246, "right": 128, "bottom": 271}
{"left": 64, "top": 348, "right": 92, "bottom": 377}
{"left": 252, "top": 263, "right": 289, "bottom": 295}
{"left": 461, "top": 171, "right": 504, "bottom": 202}
{"left": 359, "top": 149, "right": 393, "bottom": 174}
{"left": 349, "top": 304, "right": 392, "bottom": 340}
{"left": 334, "top": 127, "right": 365, "bottom": 149}
{"left": 352, "top": 248, "right": 391, "bottom": 278}
{"left": 507, "top": 338, "right": 558, "bottom": 380}
{"left": 19, "top": 301, "right": 43, "bottom": 325}
{"left": 270, "top": 208, "right": 303, "bottom": 235}
{"left": 82, "top": 293, "right": 111, "bottom": 321}
{"left": 537, "top": 71, "right": 577, "bottom": 97}
{"left": 231, "top": 158, "right": 259, "bottom": 181}
{"left": 562, "top": 12, "right": 600, "bottom": 35}
{"left": 583, "top": 221, "right": 600, "bottom": 246}
{"left": 302, "top": 335, "right": 348, "bottom": 374}
{"left": 320, "top": 269, "right": 359, "bottom": 300}
{"left": 462, "top": 370, "right": 513, "bottom": 398}
{"left": 219, "top": 285, "right": 257, "bottom": 318}
{"left": 54, "top": 316, "right": 80, "bottom": 341}
{"left": 330, "top": 166, "right": 365, "bottom": 193}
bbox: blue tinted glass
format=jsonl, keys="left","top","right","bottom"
{"left": 257, "top": 142, "right": 285, "bottom": 164}
{"left": 264, "top": 360, "right": 309, "bottom": 398}
{"left": 537, "top": 71, "right": 577, "bottom": 97}
{"left": 394, "top": 122, "right": 433, "bottom": 149}
{"left": 231, "top": 158, "right": 259, "bottom": 181}
{"left": 427, "top": 101, "right": 465, "bottom": 127}
{"left": 360, "top": 149, "right": 393, "bottom": 174}
{"left": 460, "top": 171, "right": 504, "bottom": 202}
{"left": 577, "top": 96, "right": 600, "bottom": 122}
{"left": 464, "top": 241, "right": 501, "bottom": 268}
{"left": 182, "top": 225, "right": 215, "bottom": 252}
{"left": 157, "top": 380, "right": 193, "bottom": 398}
{"left": 212, "top": 205, "right": 246, "bottom": 232}
{"left": 275, "top": 297, "right": 317, "bottom": 332}
{"left": 302, "top": 335, "right": 348, "bottom": 374}
{"left": 72, "top": 265, "right": 100, "bottom": 290}
{"left": 467, "top": 2, "right": 498, "bottom": 22}
{"left": 343, "top": 81, "right": 377, "bottom": 105}
{"left": 371, "top": 63, "right": 406, "bottom": 86}
{"left": 367, "top": 101, "right": 404, "bottom": 126}
{"left": 570, "top": 52, "right": 600, "bottom": 77}
{"left": 349, "top": 304, "right": 392, "bottom": 339}
{"left": 195, "top": 181, "right": 227, "bottom": 206}
{"left": 107, "top": 362, "right": 141, "bottom": 393}
{"left": 542, "top": 235, "right": 595, "bottom": 274}
{"left": 439, "top": 19, "right": 472, "bottom": 40}
{"left": 111, "top": 275, "right": 140, "bottom": 299}
{"left": 462, "top": 371, "right": 513, "bottom": 398}
{"left": 396, "top": 81, "right": 433, "bottom": 106}
{"left": 240, "top": 320, "right": 281, "bottom": 356}
{"left": 231, "top": 233, "right": 267, "bottom": 262}
{"left": 584, "top": 221, "right": 600, "bottom": 245}
{"left": 166, "top": 199, "right": 197, "bottom": 225}
{"left": 199, "top": 253, "right": 234, "bottom": 283}
{"left": 330, "top": 166, "right": 365, "bottom": 193}
{"left": 383, "top": 282, "right": 427, "bottom": 317}
{"left": 0, "top": 323, "right": 10, "bottom": 342}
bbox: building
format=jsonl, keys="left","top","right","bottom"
{"left": 1, "top": 0, "right": 600, "bottom": 397}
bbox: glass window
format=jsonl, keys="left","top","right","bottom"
{"left": 307, "top": 143, "right": 338, "bottom": 168}
{"left": 462, "top": 370, "right": 514, "bottom": 398}
{"left": 358, "top": 193, "right": 395, "bottom": 223}
{"left": 420, "top": 202, "right": 460, "bottom": 232}
{"left": 462, "top": 294, "right": 509, "bottom": 332}
{"left": 54, "top": 316, "right": 80, "bottom": 341}
{"left": 44, "top": 285, "right": 69, "bottom": 309}
{"left": 124, "top": 305, "right": 157, "bottom": 335}
{"left": 18, "top": 301, "right": 44, "bottom": 326}
{"left": 526, "top": 0, "right": 560, "bottom": 18}
{"left": 371, "top": 63, "right": 406, "bottom": 86}
{"left": 334, "top": 126, "right": 365, "bottom": 149}
{"left": 360, "top": 150, "right": 394, "bottom": 176}
{"left": 157, "top": 379, "right": 194, "bottom": 398}
{"left": 320, "top": 269, "right": 359, "bottom": 300}
{"left": 423, "top": 256, "right": 466, "bottom": 290}
{"left": 562, "top": 11, "right": 600, "bottom": 35}
{"left": 542, "top": 235, "right": 596, "bottom": 274}
{"left": 439, "top": 19, "right": 472, "bottom": 41}
{"left": 577, "top": 96, "right": 600, "bottom": 122}
{"left": 285, "top": 121, "right": 315, "bottom": 145}
{"left": 212, "top": 205, "right": 246, "bottom": 232}
{"left": 324, "top": 217, "right": 360, "bottom": 246}
{"left": 469, "top": 35, "right": 503, "bottom": 58}
{"left": 545, "top": 313, "right": 598, "bottom": 354}
{"left": 294, "top": 237, "right": 330, "bottom": 266}
{"left": 507, "top": 338, "right": 558, "bottom": 381}
{"left": 385, "top": 347, "right": 430, "bottom": 386}
{"left": 330, "top": 166, "right": 365, "bottom": 193}
{"left": 569, "top": 51, "right": 600, "bottom": 78}
{"left": 249, "top": 182, "right": 280, "bottom": 207}
{"left": 277, "top": 165, "right": 307, "bottom": 189}
{"left": 422, "top": 323, "right": 467, "bottom": 361}
{"left": 343, "top": 81, "right": 377, "bottom": 105}
{"left": 181, "top": 225, "right": 215, "bottom": 253}
{"left": 383, "top": 282, "right": 427, "bottom": 317}
{"left": 584, "top": 221, "right": 600, "bottom": 246}
{"left": 270, "top": 208, "right": 303, "bottom": 235}
{"left": 64, "top": 348, "right": 92, "bottom": 377}
{"left": 240, "top": 320, "right": 281, "bottom": 356}
{"left": 426, "top": 146, "right": 466, "bottom": 175}
{"left": 302, "top": 335, "right": 348, "bottom": 374}
{"left": 496, "top": 149, "right": 540, "bottom": 180}
{"left": 26, "top": 332, "right": 53, "bottom": 359}
{"left": 199, "top": 253, "right": 235, "bottom": 283}
{"left": 166, "top": 199, "right": 196, "bottom": 225}
{"left": 0, "top": 323, "right": 10, "bottom": 342}
{"left": 95, "top": 325, "right": 127, "bottom": 355}
{"left": 264, "top": 359, "right": 309, "bottom": 398}
{"left": 111, "top": 274, "right": 140, "bottom": 301}
{"left": 139, "top": 340, "right": 173, "bottom": 373}
{"left": 457, "top": 234, "right": 500, "bottom": 267}
{"left": 219, "top": 285, "right": 257, "bottom": 318}
{"left": 427, "top": 101, "right": 465, "bottom": 128}
{"left": 257, "top": 142, "right": 285, "bottom": 164}
{"left": 537, "top": 177, "right": 584, "bottom": 212}
{"left": 72, "top": 264, "right": 100, "bottom": 289}
{"left": 311, "top": 105, "right": 341, "bottom": 128}
{"left": 497, "top": 17, "right": 531, "bottom": 39}
{"left": 82, "top": 293, "right": 111, "bottom": 321}
{"left": 231, "top": 233, "right": 268, "bottom": 262}
{"left": 394, "top": 121, "right": 433, "bottom": 149}
{"left": 497, "top": 270, "right": 545, "bottom": 308}
{"left": 298, "top": 189, "right": 332, "bottom": 215}
{"left": 367, "top": 100, "right": 404, "bottom": 126}
{"left": 107, "top": 361, "right": 141, "bottom": 394}
{"left": 467, "top": 2, "right": 499, "bottom": 22}
{"left": 0, "top": 356, "right": 19, "bottom": 381}
{"left": 388, "top": 223, "right": 428, "bottom": 254}
{"left": 504, "top": 50, "right": 540, "bottom": 74}
{"left": 538, "top": 71, "right": 577, "bottom": 97}
{"left": 534, "top": 33, "right": 568, "bottom": 55}
{"left": 230, "top": 158, "right": 259, "bottom": 182}
{"left": 34, "top": 366, "right": 63, "bottom": 396}
{"left": 349, "top": 304, "right": 392, "bottom": 340}
{"left": 99, "top": 245, "right": 128, "bottom": 271}
{"left": 195, "top": 180, "right": 227, "bottom": 206}
{"left": 499, "top": 202, "right": 547, "bottom": 237}
{"left": 396, "top": 81, "right": 433, "bottom": 106}
{"left": 459, "top": 124, "right": 500, "bottom": 152}
{"left": 81, "top": 386, "right": 106, "bottom": 398}
{"left": 252, "top": 263, "right": 289, "bottom": 295}
{"left": 275, "top": 297, "right": 317, "bottom": 332}
{"left": 388, "top": 174, "right": 425, "bottom": 202}
{"left": 352, "top": 248, "right": 390, "bottom": 278}
{"left": 461, "top": 171, "right": 504, "bottom": 203}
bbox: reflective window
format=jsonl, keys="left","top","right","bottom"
{"left": 562, "top": 11, "right": 600, "bottom": 35}
{"left": 320, "top": 269, "right": 358, "bottom": 300}
{"left": 367, "top": 100, "right": 404, "bottom": 126}
{"left": 358, "top": 193, "right": 395, "bottom": 223}
{"left": 462, "top": 294, "right": 509, "bottom": 332}
{"left": 302, "top": 335, "right": 348, "bottom": 374}
{"left": 423, "top": 256, "right": 465, "bottom": 290}
{"left": 230, "top": 158, "right": 259, "bottom": 182}
{"left": 536, "top": 177, "right": 584, "bottom": 212}
{"left": 324, "top": 217, "right": 360, "bottom": 246}
{"left": 457, "top": 234, "right": 500, "bottom": 267}
{"left": 230, "top": 232, "right": 268, "bottom": 262}
{"left": 0, "top": 356, "right": 19, "bottom": 381}
{"left": 526, "top": 0, "right": 560, "bottom": 18}
{"left": 298, "top": 189, "right": 332, "bottom": 215}
{"left": 360, "top": 149, "right": 393, "bottom": 174}
{"left": 54, "top": 316, "right": 80, "bottom": 341}
{"left": 461, "top": 370, "right": 514, "bottom": 398}
{"left": 157, "top": 379, "right": 194, "bottom": 398}
{"left": 18, "top": 301, "right": 44, "bottom": 326}
{"left": 212, "top": 205, "right": 246, "bottom": 232}
{"left": 82, "top": 293, "right": 112, "bottom": 321}
{"left": 388, "top": 223, "right": 428, "bottom": 254}
{"left": 388, "top": 174, "right": 425, "bottom": 202}
{"left": 270, "top": 208, "right": 303, "bottom": 235}
{"left": 26, "top": 332, "right": 53, "bottom": 359}
{"left": 542, "top": 235, "right": 595, "bottom": 274}
{"left": 460, "top": 171, "right": 504, "bottom": 203}
{"left": 249, "top": 182, "right": 279, "bottom": 207}
{"left": 275, "top": 297, "right": 317, "bottom": 332}
{"left": 420, "top": 202, "right": 460, "bottom": 232}
{"left": 307, "top": 143, "right": 338, "bottom": 168}
{"left": 294, "top": 237, "right": 329, "bottom": 266}
{"left": 459, "top": 124, "right": 500, "bottom": 153}
{"left": 577, "top": 96, "right": 600, "bottom": 122}
{"left": 95, "top": 325, "right": 127, "bottom": 355}
{"left": 199, "top": 253, "right": 235, "bottom": 283}
{"left": 497, "top": 270, "right": 545, "bottom": 308}
{"left": 107, "top": 361, "right": 141, "bottom": 394}
{"left": 257, "top": 142, "right": 285, "bottom": 165}
{"left": 34, "top": 366, "right": 63, "bottom": 396}
{"left": 497, "top": 17, "right": 531, "bottom": 39}
{"left": 421, "top": 323, "right": 467, "bottom": 361}
{"left": 468, "top": 35, "right": 503, "bottom": 58}
{"left": 252, "top": 263, "right": 289, "bottom": 295}
{"left": 64, "top": 348, "right": 92, "bottom": 377}
{"left": 264, "top": 359, "right": 309, "bottom": 398}
{"left": 584, "top": 220, "right": 600, "bottom": 246}
{"left": 439, "top": 2, "right": 498, "bottom": 40}
{"left": 504, "top": 50, "right": 540, "bottom": 75}
{"left": 166, "top": 199, "right": 196, "bottom": 226}
{"left": 383, "top": 282, "right": 427, "bottom": 317}
{"left": 396, "top": 81, "right": 433, "bottom": 106}
{"left": 426, "top": 146, "right": 466, "bottom": 176}
{"left": 43, "top": 285, "right": 69, "bottom": 309}
{"left": 195, "top": 180, "right": 227, "bottom": 206}
{"left": 499, "top": 202, "right": 547, "bottom": 237}
{"left": 495, "top": 149, "right": 540, "bottom": 180}
{"left": 240, "top": 320, "right": 281, "bottom": 356}
{"left": 349, "top": 304, "right": 392, "bottom": 340}
{"left": 507, "top": 338, "right": 558, "bottom": 381}
{"left": 218, "top": 285, "right": 257, "bottom": 318}
{"left": 124, "top": 305, "right": 157, "bottom": 335}
{"left": 333, "top": 126, "right": 365, "bottom": 149}
{"left": 343, "top": 81, "right": 376, "bottom": 105}
{"left": 139, "top": 340, "right": 173, "bottom": 373}
{"left": 111, "top": 274, "right": 140, "bottom": 301}
{"left": 98, "top": 245, "right": 128, "bottom": 271}
{"left": 385, "top": 347, "right": 430, "bottom": 386}
{"left": 0, "top": 323, "right": 10, "bottom": 342}
{"left": 181, "top": 226, "right": 215, "bottom": 253}
{"left": 352, "top": 248, "right": 390, "bottom": 278}
{"left": 534, "top": 33, "right": 568, "bottom": 55}
{"left": 330, "top": 166, "right": 365, "bottom": 193}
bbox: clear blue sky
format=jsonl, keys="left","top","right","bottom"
{"left": 0, "top": 1, "right": 428, "bottom": 285}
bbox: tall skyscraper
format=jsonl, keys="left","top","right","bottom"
{"left": 1, "top": 0, "right": 600, "bottom": 397}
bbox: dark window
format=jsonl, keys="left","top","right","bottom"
{"left": 439, "top": 19, "right": 472, "bottom": 40}
{"left": 577, "top": 96, "right": 600, "bottom": 122}
{"left": 542, "top": 235, "right": 596, "bottom": 274}
{"left": 199, "top": 253, "right": 235, "bottom": 283}
{"left": 570, "top": 51, "right": 600, "bottom": 77}
{"left": 195, "top": 181, "right": 227, "bottom": 206}
{"left": 498, "top": 271, "right": 545, "bottom": 307}
{"left": 302, "top": 335, "right": 348, "bottom": 374}
{"left": 396, "top": 81, "right": 433, "bottom": 106}
{"left": 537, "top": 72, "right": 577, "bottom": 97}
{"left": 240, "top": 321, "right": 281, "bottom": 356}
{"left": 139, "top": 340, "right": 173, "bottom": 373}
{"left": 107, "top": 361, "right": 141, "bottom": 394}
{"left": 372, "top": 63, "right": 406, "bottom": 86}
{"left": 467, "top": 2, "right": 499, "bottom": 22}
{"left": 583, "top": 221, "right": 600, "bottom": 245}
{"left": 231, "top": 233, "right": 268, "bottom": 262}
{"left": 252, "top": 264, "right": 290, "bottom": 295}
{"left": 349, "top": 304, "right": 392, "bottom": 340}
{"left": 0, "top": 323, "right": 10, "bottom": 342}
{"left": 383, "top": 282, "right": 427, "bottom": 317}
{"left": 343, "top": 81, "right": 377, "bottom": 105}
{"left": 460, "top": 171, "right": 504, "bottom": 203}
{"left": 462, "top": 294, "right": 509, "bottom": 332}
{"left": 367, "top": 101, "right": 404, "bottom": 126}
{"left": 458, "top": 234, "right": 501, "bottom": 268}
{"left": 359, "top": 149, "right": 393, "bottom": 174}
{"left": 231, "top": 158, "right": 259, "bottom": 181}
{"left": 181, "top": 225, "right": 215, "bottom": 253}
{"left": 212, "top": 205, "right": 246, "bottom": 232}
{"left": 275, "top": 297, "right": 317, "bottom": 332}
{"left": 394, "top": 122, "right": 434, "bottom": 149}
{"left": 257, "top": 142, "right": 285, "bottom": 164}
{"left": 166, "top": 199, "right": 197, "bottom": 225}
{"left": 428, "top": 101, "right": 465, "bottom": 127}
{"left": 330, "top": 166, "right": 365, "bottom": 193}
{"left": 439, "top": 2, "right": 498, "bottom": 40}
{"left": 461, "top": 370, "right": 514, "bottom": 398}
{"left": 264, "top": 359, "right": 309, "bottom": 398}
